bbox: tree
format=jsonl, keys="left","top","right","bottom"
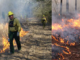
{"left": 33, "top": 0, "right": 51, "bottom": 24}
{"left": 60, "top": 0, "right": 62, "bottom": 15}
{"left": 75, "top": 0, "right": 77, "bottom": 11}
{"left": 66, "top": 0, "right": 69, "bottom": 13}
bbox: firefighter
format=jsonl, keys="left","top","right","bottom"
{"left": 8, "top": 11, "right": 21, "bottom": 54}
{"left": 41, "top": 15, "right": 47, "bottom": 28}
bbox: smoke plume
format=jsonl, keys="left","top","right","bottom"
{"left": 0, "top": 0, "right": 38, "bottom": 23}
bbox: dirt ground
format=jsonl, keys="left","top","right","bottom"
{"left": 0, "top": 20, "right": 52, "bottom": 60}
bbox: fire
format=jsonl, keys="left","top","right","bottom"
{"left": 59, "top": 38, "right": 64, "bottom": 43}
{"left": 52, "top": 24, "right": 63, "bottom": 30}
{"left": 52, "top": 43, "right": 71, "bottom": 59}
{"left": 58, "top": 53, "right": 64, "bottom": 59}
{"left": 52, "top": 35, "right": 58, "bottom": 42}
{"left": 52, "top": 18, "right": 80, "bottom": 45}
{"left": 52, "top": 35, "right": 76, "bottom": 46}
{"left": 59, "top": 14, "right": 60, "bottom": 16}
{"left": 67, "top": 19, "right": 73, "bottom": 22}
{"left": 52, "top": 43, "right": 71, "bottom": 54}
{"left": 52, "top": 15, "right": 80, "bottom": 59}
{"left": 0, "top": 37, "right": 9, "bottom": 53}
{"left": 67, "top": 19, "right": 80, "bottom": 27}
{"left": 73, "top": 20, "right": 80, "bottom": 27}
{"left": 20, "top": 28, "right": 28, "bottom": 37}
{"left": 70, "top": 42, "right": 75, "bottom": 46}
{"left": 0, "top": 23, "right": 28, "bottom": 53}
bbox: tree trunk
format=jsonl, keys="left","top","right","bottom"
{"left": 66, "top": 0, "right": 69, "bottom": 13}
{"left": 60, "top": 0, "right": 62, "bottom": 15}
{"left": 75, "top": 0, "right": 77, "bottom": 11}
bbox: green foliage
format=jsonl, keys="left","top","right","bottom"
{"left": 33, "top": 0, "right": 51, "bottom": 24}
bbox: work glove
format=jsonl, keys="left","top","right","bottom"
{"left": 17, "top": 32, "right": 19, "bottom": 36}
{"left": 8, "top": 39, "right": 10, "bottom": 42}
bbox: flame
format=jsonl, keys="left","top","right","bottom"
{"left": 67, "top": 19, "right": 80, "bottom": 27}
{"left": 52, "top": 43, "right": 71, "bottom": 59}
{"left": 52, "top": 35, "right": 76, "bottom": 46}
{"left": 20, "top": 28, "right": 28, "bottom": 37}
{"left": 73, "top": 20, "right": 80, "bottom": 27}
{"left": 52, "top": 43, "right": 71, "bottom": 55}
{"left": 59, "top": 14, "right": 60, "bottom": 16}
{"left": 67, "top": 19, "right": 73, "bottom": 23}
{"left": 0, "top": 23, "right": 28, "bottom": 53}
{"left": 52, "top": 18, "right": 80, "bottom": 45}
{"left": 70, "top": 42, "right": 75, "bottom": 46}
{"left": 52, "top": 16, "right": 80, "bottom": 59}
{"left": 58, "top": 53, "right": 64, "bottom": 59}
{"left": 52, "top": 35, "right": 58, "bottom": 42}
{"left": 0, "top": 37, "right": 9, "bottom": 53}
{"left": 52, "top": 24, "right": 63, "bottom": 30}
{"left": 59, "top": 38, "right": 64, "bottom": 43}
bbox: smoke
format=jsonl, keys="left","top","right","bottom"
{"left": 0, "top": 0, "right": 38, "bottom": 23}
{"left": 52, "top": 0, "right": 80, "bottom": 43}
{"left": 52, "top": 0, "right": 80, "bottom": 14}
{"left": 52, "top": 0, "right": 80, "bottom": 59}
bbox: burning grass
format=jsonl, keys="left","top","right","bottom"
{"left": 52, "top": 14, "right": 80, "bottom": 60}
{"left": 0, "top": 23, "right": 28, "bottom": 53}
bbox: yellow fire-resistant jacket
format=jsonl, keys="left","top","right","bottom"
{"left": 8, "top": 18, "right": 21, "bottom": 34}
{"left": 42, "top": 17, "right": 47, "bottom": 23}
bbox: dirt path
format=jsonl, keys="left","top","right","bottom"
{"left": 0, "top": 20, "right": 52, "bottom": 60}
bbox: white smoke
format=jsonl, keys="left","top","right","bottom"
{"left": 52, "top": 0, "right": 80, "bottom": 43}
{"left": 0, "top": 0, "right": 38, "bottom": 23}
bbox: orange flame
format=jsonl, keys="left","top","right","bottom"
{"left": 0, "top": 37, "right": 9, "bottom": 53}
{"left": 52, "top": 17, "right": 80, "bottom": 59}
{"left": 70, "top": 42, "right": 75, "bottom": 46}
{"left": 52, "top": 43, "right": 71, "bottom": 59}
{"left": 59, "top": 38, "right": 64, "bottom": 43}
{"left": 52, "top": 43, "right": 71, "bottom": 55}
{"left": 52, "top": 35, "right": 76, "bottom": 46}
{"left": 20, "top": 28, "right": 28, "bottom": 37}
{"left": 0, "top": 23, "right": 28, "bottom": 53}
{"left": 58, "top": 53, "right": 64, "bottom": 59}
{"left": 52, "top": 24, "right": 63, "bottom": 30}
{"left": 59, "top": 14, "right": 60, "bottom": 16}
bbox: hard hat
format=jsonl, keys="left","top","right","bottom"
{"left": 8, "top": 11, "right": 13, "bottom": 16}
